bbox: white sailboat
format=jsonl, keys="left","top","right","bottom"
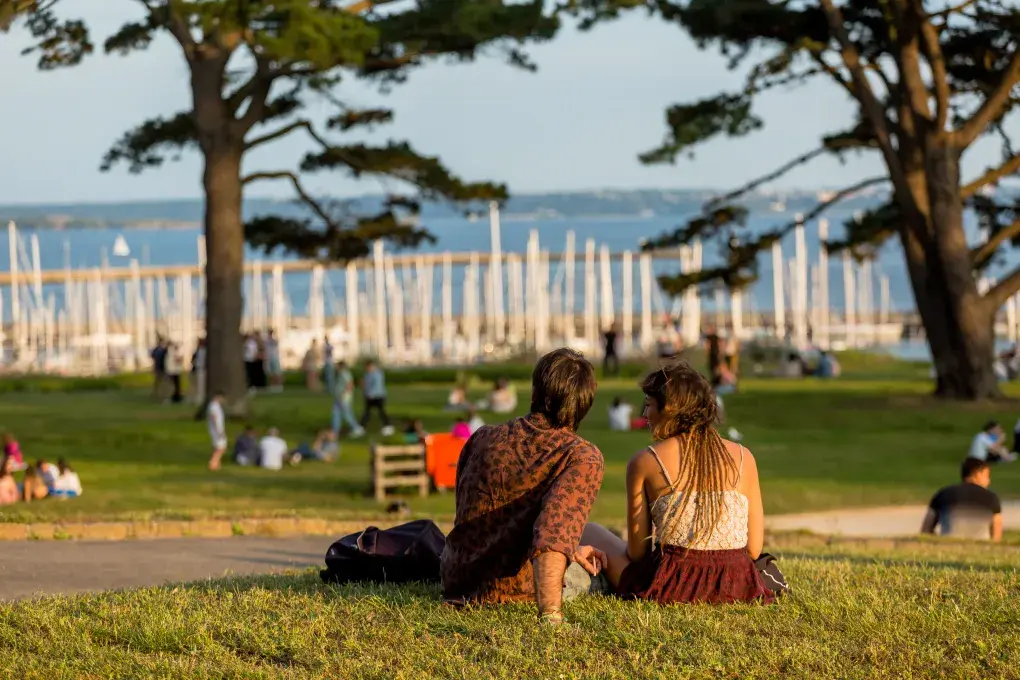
{"left": 112, "top": 235, "right": 130, "bottom": 258}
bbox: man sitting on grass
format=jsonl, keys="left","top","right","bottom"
{"left": 922, "top": 458, "right": 1003, "bottom": 542}
{"left": 968, "top": 421, "right": 1017, "bottom": 463}
{"left": 441, "top": 348, "right": 608, "bottom": 625}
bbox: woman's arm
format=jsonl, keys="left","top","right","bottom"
{"left": 741, "top": 449, "right": 765, "bottom": 560}
{"left": 625, "top": 453, "right": 653, "bottom": 562}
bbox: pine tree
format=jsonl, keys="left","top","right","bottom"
{"left": 10, "top": 0, "right": 557, "bottom": 413}
{"left": 568, "top": 0, "right": 1020, "bottom": 399}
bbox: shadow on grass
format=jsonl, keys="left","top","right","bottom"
{"left": 178, "top": 570, "right": 446, "bottom": 603}
{"left": 784, "top": 551, "right": 1020, "bottom": 575}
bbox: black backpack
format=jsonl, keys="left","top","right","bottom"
{"left": 754, "top": 553, "right": 790, "bottom": 595}
{"left": 319, "top": 519, "right": 447, "bottom": 585}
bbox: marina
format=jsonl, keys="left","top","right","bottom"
{"left": 0, "top": 203, "right": 1013, "bottom": 374}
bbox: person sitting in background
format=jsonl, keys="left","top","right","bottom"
{"left": 36, "top": 459, "right": 59, "bottom": 489}
{"left": 452, "top": 416, "right": 473, "bottom": 440}
{"left": 969, "top": 421, "right": 1017, "bottom": 463}
{"left": 466, "top": 406, "right": 485, "bottom": 435}
{"left": 922, "top": 458, "right": 1002, "bottom": 542}
{"left": 21, "top": 466, "right": 48, "bottom": 502}
{"left": 52, "top": 459, "right": 82, "bottom": 498}
{"left": 816, "top": 351, "right": 841, "bottom": 379}
{"left": 403, "top": 419, "right": 429, "bottom": 445}
{"left": 608, "top": 397, "right": 633, "bottom": 432}
{"left": 2, "top": 432, "right": 26, "bottom": 472}
{"left": 233, "top": 425, "right": 260, "bottom": 466}
{"left": 489, "top": 378, "right": 518, "bottom": 414}
{"left": 0, "top": 457, "right": 18, "bottom": 505}
{"left": 776, "top": 352, "right": 806, "bottom": 378}
{"left": 446, "top": 385, "right": 468, "bottom": 412}
{"left": 259, "top": 427, "right": 289, "bottom": 471}
{"left": 293, "top": 430, "right": 340, "bottom": 463}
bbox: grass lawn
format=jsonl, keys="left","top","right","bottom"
{"left": 1, "top": 354, "right": 1020, "bottom": 523}
{"left": 2, "top": 533, "right": 1018, "bottom": 678}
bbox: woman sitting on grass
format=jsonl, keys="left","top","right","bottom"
{"left": 0, "top": 457, "right": 18, "bottom": 505}
{"left": 21, "top": 465, "right": 48, "bottom": 502}
{"left": 52, "top": 459, "right": 82, "bottom": 498}
{"left": 581, "top": 361, "right": 774, "bottom": 605}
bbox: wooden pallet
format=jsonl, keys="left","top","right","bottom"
{"left": 372, "top": 443, "right": 429, "bottom": 502}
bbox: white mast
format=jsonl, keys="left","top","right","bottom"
{"left": 489, "top": 201, "right": 505, "bottom": 343}
{"left": 772, "top": 240, "right": 785, "bottom": 340}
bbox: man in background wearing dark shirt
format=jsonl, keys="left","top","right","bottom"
{"left": 441, "top": 348, "right": 607, "bottom": 625}
{"left": 603, "top": 326, "right": 619, "bottom": 376}
{"left": 921, "top": 458, "right": 1003, "bottom": 542}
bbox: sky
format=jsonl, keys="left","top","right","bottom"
{"left": 0, "top": 0, "right": 1012, "bottom": 205}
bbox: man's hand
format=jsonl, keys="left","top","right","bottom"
{"left": 572, "top": 545, "right": 608, "bottom": 576}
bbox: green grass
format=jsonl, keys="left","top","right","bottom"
{"left": 2, "top": 534, "right": 1018, "bottom": 678}
{"left": 1, "top": 353, "right": 1019, "bottom": 523}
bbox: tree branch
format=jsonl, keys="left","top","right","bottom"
{"left": 971, "top": 217, "right": 1020, "bottom": 267}
{"left": 962, "top": 154, "right": 1020, "bottom": 198}
{"left": 819, "top": 0, "right": 914, "bottom": 213}
{"left": 928, "top": 0, "right": 979, "bottom": 21}
{"left": 705, "top": 146, "right": 827, "bottom": 210}
{"left": 242, "top": 170, "right": 332, "bottom": 225}
{"left": 163, "top": 3, "right": 194, "bottom": 52}
{"left": 244, "top": 119, "right": 311, "bottom": 150}
{"left": 235, "top": 61, "right": 274, "bottom": 132}
{"left": 955, "top": 49, "right": 1020, "bottom": 147}
{"left": 804, "top": 176, "right": 889, "bottom": 229}
{"left": 985, "top": 265, "right": 1020, "bottom": 310}
{"left": 914, "top": 1, "right": 950, "bottom": 132}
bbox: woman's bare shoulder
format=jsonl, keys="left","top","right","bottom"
{"left": 626, "top": 444, "right": 656, "bottom": 473}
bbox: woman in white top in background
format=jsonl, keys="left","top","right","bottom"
{"left": 582, "top": 361, "right": 774, "bottom": 605}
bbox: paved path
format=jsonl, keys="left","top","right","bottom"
{"left": 764, "top": 501, "right": 1020, "bottom": 537}
{"left": 0, "top": 535, "right": 329, "bottom": 601}
{"left": 4, "top": 502, "right": 1020, "bottom": 601}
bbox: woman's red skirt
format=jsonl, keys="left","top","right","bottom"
{"left": 617, "top": 545, "right": 775, "bottom": 605}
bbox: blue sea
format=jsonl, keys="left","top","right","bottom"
{"left": 0, "top": 208, "right": 930, "bottom": 320}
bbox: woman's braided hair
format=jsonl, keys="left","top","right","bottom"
{"left": 640, "top": 360, "right": 739, "bottom": 548}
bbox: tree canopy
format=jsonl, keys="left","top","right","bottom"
{"left": 13, "top": 0, "right": 558, "bottom": 260}
{"left": 567, "top": 0, "right": 1020, "bottom": 297}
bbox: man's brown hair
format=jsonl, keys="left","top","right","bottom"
{"left": 530, "top": 348, "right": 597, "bottom": 431}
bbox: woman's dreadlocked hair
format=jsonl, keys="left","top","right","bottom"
{"left": 640, "top": 361, "right": 739, "bottom": 548}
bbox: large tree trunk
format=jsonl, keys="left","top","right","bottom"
{"left": 202, "top": 146, "right": 248, "bottom": 415}
{"left": 926, "top": 146, "right": 999, "bottom": 399}
{"left": 901, "top": 146, "right": 999, "bottom": 399}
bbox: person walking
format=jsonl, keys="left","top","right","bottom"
{"left": 603, "top": 325, "right": 620, "bottom": 377}
{"left": 206, "top": 391, "right": 227, "bottom": 471}
{"left": 323, "top": 336, "right": 336, "bottom": 395}
{"left": 332, "top": 360, "right": 364, "bottom": 437}
{"left": 360, "top": 360, "right": 393, "bottom": 436}
{"left": 150, "top": 337, "right": 168, "bottom": 401}
{"left": 190, "top": 337, "right": 207, "bottom": 405}
{"left": 265, "top": 329, "right": 283, "bottom": 393}
{"left": 165, "top": 342, "right": 185, "bottom": 404}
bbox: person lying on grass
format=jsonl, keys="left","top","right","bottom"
{"left": 922, "top": 458, "right": 1003, "bottom": 543}
{"left": 582, "top": 362, "right": 775, "bottom": 605}
{"left": 441, "top": 348, "right": 608, "bottom": 625}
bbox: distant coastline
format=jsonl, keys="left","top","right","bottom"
{"left": 1, "top": 187, "right": 892, "bottom": 231}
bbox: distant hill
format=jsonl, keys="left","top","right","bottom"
{"left": 0, "top": 187, "right": 890, "bottom": 230}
